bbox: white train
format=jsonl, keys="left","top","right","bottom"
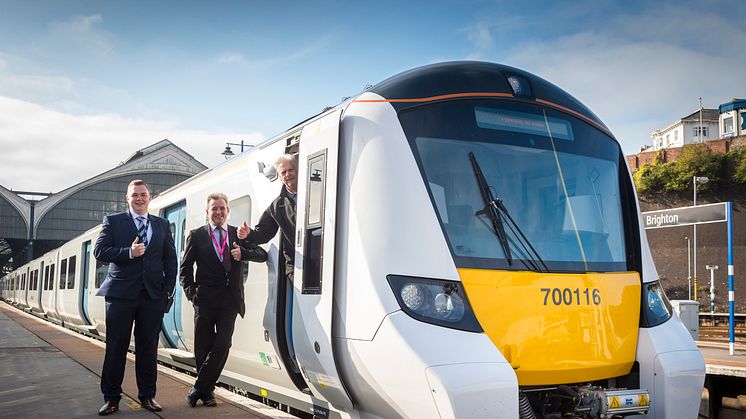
{"left": 1, "top": 61, "right": 705, "bottom": 418}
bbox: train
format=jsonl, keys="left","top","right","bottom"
{"left": 1, "top": 61, "right": 705, "bottom": 418}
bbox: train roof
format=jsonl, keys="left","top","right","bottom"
{"left": 367, "top": 61, "right": 612, "bottom": 136}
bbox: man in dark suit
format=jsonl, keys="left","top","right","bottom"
{"left": 180, "top": 192, "right": 267, "bottom": 407}
{"left": 93, "top": 179, "right": 177, "bottom": 415}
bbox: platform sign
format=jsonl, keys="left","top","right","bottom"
{"left": 642, "top": 202, "right": 727, "bottom": 229}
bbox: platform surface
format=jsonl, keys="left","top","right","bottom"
{"left": 0, "top": 301, "right": 290, "bottom": 418}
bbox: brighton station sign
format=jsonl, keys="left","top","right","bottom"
{"left": 641, "top": 202, "right": 728, "bottom": 229}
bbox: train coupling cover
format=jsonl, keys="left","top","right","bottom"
{"left": 576, "top": 387, "right": 650, "bottom": 418}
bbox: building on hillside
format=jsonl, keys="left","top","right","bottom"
{"left": 719, "top": 98, "right": 746, "bottom": 138}
{"left": 0, "top": 139, "right": 207, "bottom": 271}
{"left": 650, "top": 108, "right": 719, "bottom": 151}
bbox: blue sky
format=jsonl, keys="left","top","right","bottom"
{"left": 1, "top": 0, "right": 744, "bottom": 191}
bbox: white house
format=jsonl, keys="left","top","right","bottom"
{"left": 650, "top": 108, "right": 719, "bottom": 151}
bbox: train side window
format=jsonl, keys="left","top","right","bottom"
{"left": 34, "top": 269, "right": 39, "bottom": 290}
{"left": 228, "top": 195, "right": 252, "bottom": 278}
{"left": 68, "top": 256, "right": 76, "bottom": 289}
{"left": 49, "top": 264, "right": 55, "bottom": 290}
{"left": 181, "top": 219, "right": 186, "bottom": 250}
{"left": 302, "top": 151, "right": 327, "bottom": 295}
{"left": 228, "top": 195, "right": 252, "bottom": 226}
{"left": 21, "top": 273, "right": 25, "bottom": 290}
{"left": 95, "top": 260, "right": 107, "bottom": 288}
{"left": 60, "top": 259, "right": 68, "bottom": 290}
{"left": 44, "top": 265, "right": 50, "bottom": 290}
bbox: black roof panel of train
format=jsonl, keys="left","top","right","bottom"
{"left": 367, "top": 61, "right": 611, "bottom": 136}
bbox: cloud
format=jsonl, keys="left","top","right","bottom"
{"left": 218, "top": 52, "right": 249, "bottom": 65}
{"left": 215, "top": 35, "right": 333, "bottom": 69}
{"left": 468, "top": 22, "right": 493, "bottom": 50}
{"left": 490, "top": 6, "right": 746, "bottom": 154}
{"left": 0, "top": 96, "right": 264, "bottom": 192}
{"left": 47, "top": 14, "right": 114, "bottom": 55}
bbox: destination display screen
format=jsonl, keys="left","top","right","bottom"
{"left": 475, "top": 107, "right": 574, "bottom": 141}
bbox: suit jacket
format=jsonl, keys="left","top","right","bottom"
{"left": 180, "top": 224, "right": 267, "bottom": 317}
{"left": 246, "top": 187, "right": 296, "bottom": 275}
{"left": 94, "top": 212, "right": 178, "bottom": 309}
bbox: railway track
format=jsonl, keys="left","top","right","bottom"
{"left": 699, "top": 325, "right": 746, "bottom": 343}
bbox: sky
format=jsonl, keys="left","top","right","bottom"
{"left": 0, "top": 0, "right": 744, "bottom": 193}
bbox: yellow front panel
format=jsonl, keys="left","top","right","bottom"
{"left": 459, "top": 269, "right": 640, "bottom": 385}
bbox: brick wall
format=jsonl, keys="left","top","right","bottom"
{"left": 625, "top": 137, "right": 741, "bottom": 171}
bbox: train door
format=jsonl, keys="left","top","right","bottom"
{"left": 293, "top": 109, "right": 353, "bottom": 411}
{"left": 162, "top": 202, "right": 187, "bottom": 349}
{"left": 79, "top": 241, "right": 93, "bottom": 325}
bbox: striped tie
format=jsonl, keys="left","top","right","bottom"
{"left": 137, "top": 216, "right": 149, "bottom": 246}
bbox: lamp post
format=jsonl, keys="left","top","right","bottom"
{"left": 706, "top": 265, "right": 718, "bottom": 314}
{"left": 692, "top": 175, "right": 709, "bottom": 301}
{"left": 221, "top": 140, "right": 251, "bottom": 159}
{"left": 685, "top": 236, "right": 691, "bottom": 300}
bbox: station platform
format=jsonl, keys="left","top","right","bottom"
{"left": 0, "top": 301, "right": 290, "bottom": 418}
{"left": 698, "top": 340, "right": 746, "bottom": 376}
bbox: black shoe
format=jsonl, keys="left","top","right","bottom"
{"left": 98, "top": 401, "right": 119, "bottom": 416}
{"left": 140, "top": 397, "right": 162, "bottom": 412}
{"left": 202, "top": 391, "right": 218, "bottom": 407}
{"left": 185, "top": 387, "right": 201, "bottom": 408}
{"left": 202, "top": 392, "right": 217, "bottom": 407}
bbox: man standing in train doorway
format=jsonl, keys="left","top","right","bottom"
{"left": 94, "top": 180, "right": 177, "bottom": 416}
{"left": 237, "top": 154, "right": 298, "bottom": 368}
{"left": 180, "top": 193, "right": 267, "bottom": 407}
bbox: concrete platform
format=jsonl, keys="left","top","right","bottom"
{"left": 0, "top": 301, "right": 289, "bottom": 418}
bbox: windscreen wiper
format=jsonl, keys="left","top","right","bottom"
{"left": 468, "top": 152, "right": 549, "bottom": 272}
{"left": 468, "top": 152, "right": 513, "bottom": 265}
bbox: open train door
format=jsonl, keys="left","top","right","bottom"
{"left": 294, "top": 108, "right": 354, "bottom": 414}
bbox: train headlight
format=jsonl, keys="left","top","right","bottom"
{"left": 400, "top": 283, "right": 425, "bottom": 310}
{"left": 387, "top": 275, "right": 482, "bottom": 332}
{"left": 640, "top": 280, "right": 673, "bottom": 328}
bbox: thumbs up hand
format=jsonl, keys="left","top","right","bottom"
{"left": 131, "top": 236, "right": 145, "bottom": 257}
{"left": 231, "top": 242, "right": 242, "bottom": 261}
{"left": 237, "top": 221, "right": 250, "bottom": 239}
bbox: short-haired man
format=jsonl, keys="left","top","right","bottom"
{"left": 180, "top": 193, "right": 267, "bottom": 407}
{"left": 94, "top": 180, "right": 177, "bottom": 415}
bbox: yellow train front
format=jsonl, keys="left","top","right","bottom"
{"left": 332, "top": 62, "right": 705, "bottom": 418}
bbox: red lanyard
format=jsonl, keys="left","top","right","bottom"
{"left": 210, "top": 226, "right": 228, "bottom": 258}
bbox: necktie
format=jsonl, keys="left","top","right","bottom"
{"left": 137, "top": 216, "right": 149, "bottom": 246}
{"left": 219, "top": 228, "right": 231, "bottom": 272}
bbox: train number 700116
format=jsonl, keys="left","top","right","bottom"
{"left": 541, "top": 288, "right": 601, "bottom": 306}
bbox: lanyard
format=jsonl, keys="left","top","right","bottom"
{"left": 210, "top": 226, "right": 228, "bottom": 259}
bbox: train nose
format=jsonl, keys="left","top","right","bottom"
{"left": 458, "top": 268, "right": 642, "bottom": 385}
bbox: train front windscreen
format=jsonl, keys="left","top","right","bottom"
{"left": 400, "top": 100, "right": 631, "bottom": 273}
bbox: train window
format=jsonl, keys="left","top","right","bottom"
{"left": 95, "top": 260, "right": 107, "bottom": 288}
{"left": 33, "top": 269, "right": 38, "bottom": 290}
{"left": 49, "top": 264, "right": 55, "bottom": 290}
{"left": 60, "top": 259, "right": 68, "bottom": 289}
{"left": 228, "top": 195, "right": 252, "bottom": 278}
{"left": 401, "top": 100, "right": 627, "bottom": 273}
{"left": 68, "top": 256, "right": 76, "bottom": 289}
{"left": 44, "top": 265, "right": 50, "bottom": 290}
{"left": 228, "top": 195, "right": 252, "bottom": 227}
{"left": 302, "top": 151, "right": 327, "bottom": 294}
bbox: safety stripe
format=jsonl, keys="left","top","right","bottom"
{"left": 535, "top": 99, "right": 611, "bottom": 135}
{"left": 353, "top": 92, "right": 612, "bottom": 136}
{"left": 353, "top": 92, "right": 513, "bottom": 103}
